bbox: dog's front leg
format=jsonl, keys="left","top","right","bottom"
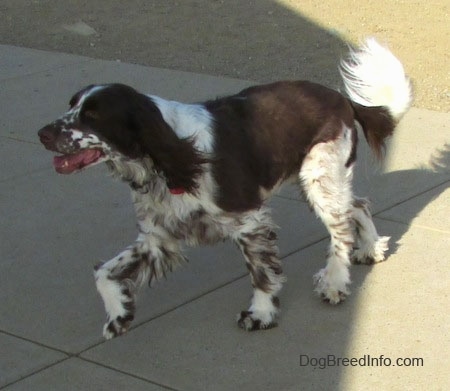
{"left": 233, "top": 211, "right": 286, "bottom": 331}
{"left": 94, "top": 233, "right": 185, "bottom": 339}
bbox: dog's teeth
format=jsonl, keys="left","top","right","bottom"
{"left": 63, "top": 161, "right": 69, "bottom": 167}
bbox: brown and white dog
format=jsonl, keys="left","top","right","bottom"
{"left": 38, "top": 39, "right": 412, "bottom": 339}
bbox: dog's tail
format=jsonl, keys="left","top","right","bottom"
{"left": 340, "top": 38, "right": 413, "bottom": 158}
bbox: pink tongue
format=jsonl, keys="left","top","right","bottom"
{"left": 53, "top": 150, "right": 103, "bottom": 174}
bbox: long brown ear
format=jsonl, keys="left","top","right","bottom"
{"left": 133, "top": 95, "right": 208, "bottom": 193}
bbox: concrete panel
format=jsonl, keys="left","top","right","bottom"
{"left": 3, "top": 358, "right": 167, "bottom": 391}
{"left": 0, "top": 332, "right": 66, "bottom": 388}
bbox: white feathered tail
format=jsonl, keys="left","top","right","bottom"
{"left": 340, "top": 38, "right": 412, "bottom": 121}
{"left": 339, "top": 39, "right": 413, "bottom": 157}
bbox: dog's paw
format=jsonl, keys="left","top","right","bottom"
{"left": 95, "top": 267, "right": 136, "bottom": 339}
{"left": 351, "top": 250, "right": 374, "bottom": 265}
{"left": 352, "top": 236, "right": 390, "bottom": 265}
{"left": 319, "top": 290, "right": 348, "bottom": 304}
{"left": 237, "top": 311, "right": 278, "bottom": 331}
{"left": 313, "top": 268, "right": 349, "bottom": 305}
{"left": 103, "top": 314, "right": 134, "bottom": 339}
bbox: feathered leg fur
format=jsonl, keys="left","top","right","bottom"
{"left": 233, "top": 208, "right": 285, "bottom": 330}
{"left": 300, "top": 126, "right": 355, "bottom": 303}
{"left": 94, "top": 231, "right": 186, "bottom": 339}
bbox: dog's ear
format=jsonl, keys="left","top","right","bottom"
{"left": 69, "top": 84, "right": 97, "bottom": 108}
{"left": 132, "top": 95, "right": 208, "bottom": 193}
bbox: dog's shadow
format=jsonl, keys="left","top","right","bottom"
{"left": 369, "top": 143, "right": 449, "bottom": 257}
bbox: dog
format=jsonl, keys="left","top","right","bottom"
{"left": 38, "top": 39, "right": 412, "bottom": 339}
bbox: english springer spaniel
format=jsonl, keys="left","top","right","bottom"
{"left": 38, "top": 39, "right": 412, "bottom": 339}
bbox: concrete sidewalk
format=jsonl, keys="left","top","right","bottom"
{"left": 1, "top": 45, "right": 449, "bottom": 390}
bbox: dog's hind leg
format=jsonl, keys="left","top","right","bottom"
{"left": 299, "top": 125, "right": 355, "bottom": 304}
{"left": 94, "top": 233, "right": 185, "bottom": 339}
{"left": 233, "top": 208, "right": 286, "bottom": 331}
{"left": 351, "top": 197, "right": 390, "bottom": 264}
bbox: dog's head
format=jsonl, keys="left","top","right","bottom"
{"left": 38, "top": 84, "right": 207, "bottom": 191}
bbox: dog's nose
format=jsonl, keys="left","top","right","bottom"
{"left": 38, "top": 125, "right": 56, "bottom": 142}
{"left": 38, "top": 125, "right": 56, "bottom": 145}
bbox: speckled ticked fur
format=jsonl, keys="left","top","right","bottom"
{"left": 38, "top": 39, "right": 412, "bottom": 339}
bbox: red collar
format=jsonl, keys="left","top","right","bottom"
{"left": 169, "top": 187, "right": 186, "bottom": 195}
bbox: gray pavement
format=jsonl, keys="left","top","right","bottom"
{"left": 1, "top": 45, "right": 449, "bottom": 390}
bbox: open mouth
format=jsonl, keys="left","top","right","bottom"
{"left": 53, "top": 149, "right": 105, "bottom": 174}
